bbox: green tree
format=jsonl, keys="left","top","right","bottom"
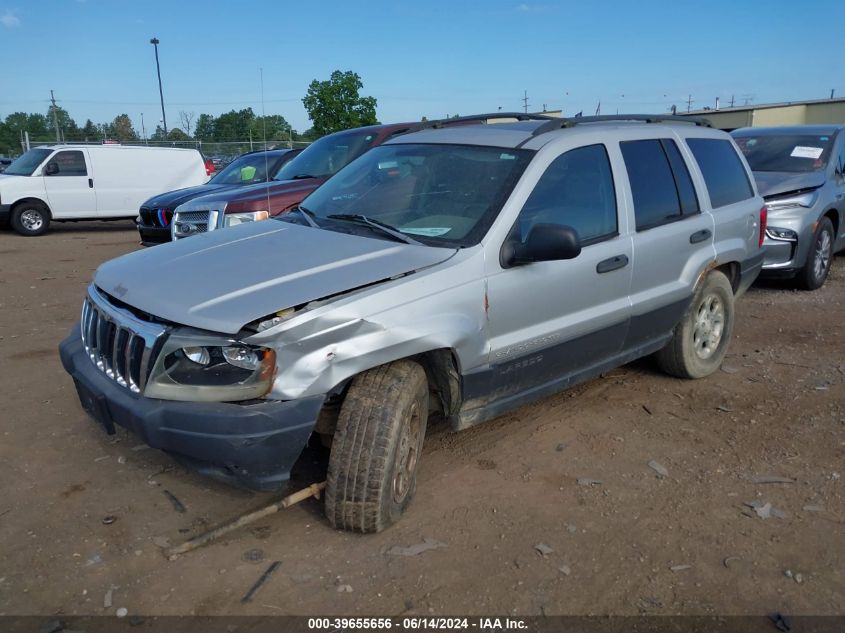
{"left": 167, "top": 128, "right": 190, "bottom": 142}
{"left": 111, "top": 114, "right": 137, "bottom": 142}
{"left": 195, "top": 113, "right": 215, "bottom": 141}
{"left": 302, "top": 70, "right": 378, "bottom": 136}
{"left": 81, "top": 119, "right": 99, "bottom": 142}
{"left": 249, "top": 114, "right": 296, "bottom": 144}
{"left": 213, "top": 108, "right": 255, "bottom": 142}
{"left": 46, "top": 106, "right": 78, "bottom": 141}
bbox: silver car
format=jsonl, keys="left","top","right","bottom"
{"left": 60, "top": 115, "right": 765, "bottom": 532}
{"left": 732, "top": 125, "right": 845, "bottom": 289}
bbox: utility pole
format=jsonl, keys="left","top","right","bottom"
{"left": 141, "top": 113, "right": 147, "bottom": 145}
{"left": 149, "top": 37, "right": 167, "bottom": 137}
{"left": 686, "top": 94, "right": 693, "bottom": 113}
{"left": 522, "top": 90, "right": 529, "bottom": 113}
{"left": 831, "top": 89, "right": 836, "bottom": 100}
{"left": 50, "top": 90, "right": 61, "bottom": 143}
{"left": 729, "top": 95, "right": 735, "bottom": 108}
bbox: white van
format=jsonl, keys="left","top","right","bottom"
{"left": 0, "top": 145, "right": 209, "bottom": 236}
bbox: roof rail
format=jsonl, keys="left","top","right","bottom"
{"left": 413, "top": 111, "right": 556, "bottom": 132}
{"left": 530, "top": 114, "right": 712, "bottom": 137}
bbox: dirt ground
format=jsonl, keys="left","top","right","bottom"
{"left": 0, "top": 221, "right": 843, "bottom": 618}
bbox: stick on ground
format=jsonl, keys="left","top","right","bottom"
{"left": 164, "top": 482, "right": 326, "bottom": 559}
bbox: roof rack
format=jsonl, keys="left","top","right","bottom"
{"left": 530, "top": 114, "right": 712, "bottom": 137}
{"left": 412, "top": 111, "right": 556, "bottom": 132}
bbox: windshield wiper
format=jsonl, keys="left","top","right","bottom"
{"left": 290, "top": 174, "right": 316, "bottom": 179}
{"left": 290, "top": 204, "right": 320, "bottom": 228}
{"left": 327, "top": 214, "right": 423, "bottom": 246}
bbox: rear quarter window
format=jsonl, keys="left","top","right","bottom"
{"left": 686, "top": 138, "right": 753, "bottom": 209}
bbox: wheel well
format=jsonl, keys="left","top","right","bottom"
{"left": 11, "top": 198, "right": 51, "bottom": 217}
{"left": 823, "top": 209, "right": 839, "bottom": 237}
{"left": 314, "top": 348, "right": 463, "bottom": 438}
{"left": 715, "top": 262, "right": 740, "bottom": 294}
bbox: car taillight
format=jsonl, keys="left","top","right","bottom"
{"left": 758, "top": 206, "right": 767, "bottom": 248}
{"left": 205, "top": 159, "right": 215, "bottom": 176}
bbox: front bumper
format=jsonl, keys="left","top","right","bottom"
{"left": 0, "top": 203, "right": 11, "bottom": 227}
{"left": 59, "top": 329, "right": 324, "bottom": 491}
{"left": 137, "top": 223, "right": 172, "bottom": 247}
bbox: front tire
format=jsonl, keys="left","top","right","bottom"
{"left": 796, "top": 217, "right": 834, "bottom": 291}
{"left": 655, "top": 270, "right": 734, "bottom": 379}
{"left": 11, "top": 202, "right": 51, "bottom": 236}
{"left": 325, "top": 360, "right": 429, "bottom": 533}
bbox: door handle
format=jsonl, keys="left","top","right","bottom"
{"left": 689, "top": 228, "right": 712, "bottom": 244}
{"left": 88, "top": 178, "right": 93, "bottom": 188}
{"left": 596, "top": 254, "right": 629, "bottom": 274}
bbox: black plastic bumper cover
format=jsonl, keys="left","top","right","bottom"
{"left": 137, "top": 224, "right": 172, "bottom": 247}
{"left": 59, "top": 330, "right": 324, "bottom": 491}
{"left": 0, "top": 203, "right": 11, "bottom": 226}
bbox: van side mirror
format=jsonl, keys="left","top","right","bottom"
{"left": 501, "top": 223, "right": 582, "bottom": 268}
{"left": 44, "top": 162, "right": 59, "bottom": 176}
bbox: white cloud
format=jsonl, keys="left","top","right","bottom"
{"left": 1, "top": 10, "right": 20, "bottom": 28}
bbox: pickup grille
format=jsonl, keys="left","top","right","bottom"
{"left": 172, "top": 210, "right": 213, "bottom": 239}
{"left": 80, "top": 287, "right": 167, "bottom": 393}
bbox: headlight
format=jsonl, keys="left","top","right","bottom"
{"left": 144, "top": 333, "right": 276, "bottom": 402}
{"left": 766, "top": 226, "right": 799, "bottom": 242}
{"left": 224, "top": 211, "right": 270, "bottom": 227}
{"left": 765, "top": 191, "right": 818, "bottom": 212}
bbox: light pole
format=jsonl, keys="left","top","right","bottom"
{"left": 149, "top": 37, "right": 167, "bottom": 137}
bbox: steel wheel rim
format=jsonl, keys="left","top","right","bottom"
{"left": 392, "top": 401, "right": 421, "bottom": 504}
{"left": 21, "top": 209, "right": 43, "bottom": 231}
{"left": 692, "top": 293, "right": 725, "bottom": 360}
{"left": 813, "top": 229, "right": 832, "bottom": 280}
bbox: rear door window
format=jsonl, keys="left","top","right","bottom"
{"left": 621, "top": 139, "right": 691, "bottom": 230}
{"left": 686, "top": 138, "right": 753, "bottom": 208}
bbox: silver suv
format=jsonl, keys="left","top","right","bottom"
{"left": 60, "top": 115, "right": 765, "bottom": 532}
{"left": 731, "top": 125, "right": 845, "bottom": 289}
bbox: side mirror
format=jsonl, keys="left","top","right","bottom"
{"left": 501, "top": 223, "right": 582, "bottom": 268}
{"left": 44, "top": 162, "right": 59, "bottom": 176}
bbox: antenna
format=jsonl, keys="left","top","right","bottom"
{"left": 260, "top": 67, "right": 271, "bottom": 216}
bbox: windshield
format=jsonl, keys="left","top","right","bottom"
{"left": 4, "top": 148, "right": 52, "bottom": 176}
{"left": 273, "top": 129, "right": 376, "bottom": 181}
{"left": 733, "top": 133, "right": 835, "bottom": 173}
{"left": 285, "top": 143, "right": 533, "bottom": 247}
{"left": 209, "top": 151, "right": 283, "bottom": 185}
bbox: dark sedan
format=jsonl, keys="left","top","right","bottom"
{"left": 136, "top": 148, "right": 301, "bottom": 246}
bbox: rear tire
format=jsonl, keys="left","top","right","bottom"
{"left": 11, "top": 202, "right": 51, "bottom": 236}
{"left": 325, "top": 360, "right": 428, "bottom": 533}
{"left": 655, "top": 270, "right": 734, "bottom": 379}
{"left": 796, "top": 217, "right": 834, "bottom": 291}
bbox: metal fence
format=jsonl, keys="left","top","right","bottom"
{"left": 25, "top": 139, "right": 312, "bottom": 159}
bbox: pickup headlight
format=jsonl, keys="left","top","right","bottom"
{"left": 224, "top": 211, "right": 270, "bottom": 227}
{"left": 144, "top": 333, "right": 275, "bottom": 402}
{"left": 765, "top": 191, "right": 818, "bottom": 212}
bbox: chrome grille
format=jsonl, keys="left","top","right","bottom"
{"left": 80, "top": 287, "right": 167, "bottom": 393}
{"left": 172, "top": 210, "right": 215, "bottom": 239}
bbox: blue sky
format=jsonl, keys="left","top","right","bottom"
{"left": 0, "top": 0, "right": 841, "bottom": 134}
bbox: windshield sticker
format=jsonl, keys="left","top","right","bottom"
{"left": 791, "top": 146, "right": 824, "bottom": 159}
{"left": 400, "top": 227, "right": 452, "bottom": 237}
{"left": 820, "top": 136, "right": 829, "bottom": 141}
{"left": 500, "top": 153, "right": 517, "bottom": 160}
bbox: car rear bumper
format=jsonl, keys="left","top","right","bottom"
{"left": 59, "top": 329, "right": 324, "bottom": 491}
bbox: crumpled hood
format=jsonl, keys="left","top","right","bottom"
{"left": 94, "top": 221, "right": 456, "bottom": 334}
{"left": 753, "top": 171, "right": 826, "bottom": 199}
{"left": 143, "top": 183, "right": 230, "bottom": 209}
